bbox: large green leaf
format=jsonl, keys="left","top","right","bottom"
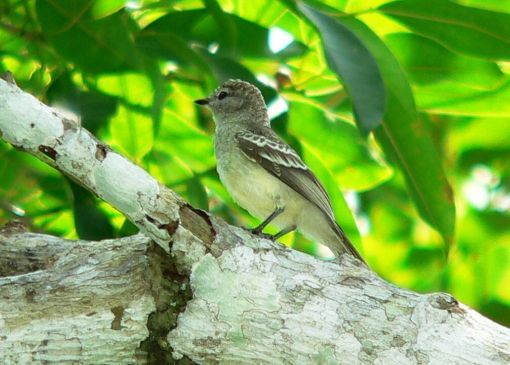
{"left": 449, "top": 117, "right": 510, "bottom": 152}
{"left": 379, "top": 0, "right": 510, "bottom": 61}
{"left": 297, "top": 2, "right": 386, "bottom": 136}
{"left": 336, "top": 16, "right": 456, "bottom": 247}
{"left": 423, "top": 80, "right": 510, "bottom": 117}
{"left": 384, "top": 33, "right": 506, "bottom": 115}
{"left": 385, "top": 33, "right": 503, "bottom": 88}
{"left": 36, "top": 0, "right": 140, "bottom": 73}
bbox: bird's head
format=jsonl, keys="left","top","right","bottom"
{"left": 195, "top": 79, "right": 268, "bottom": 126}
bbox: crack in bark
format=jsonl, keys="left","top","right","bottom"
{"left": 111, "top": 306, "right": 125, "bottom": 330}
{"left": 38, "top": 144, "right": 57, "bottom": 160}
{"left": 140, "top": 242, "right": 196, "bottom": 364}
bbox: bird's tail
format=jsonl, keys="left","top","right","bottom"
{"left": 332, "top": 223, "right": 366, "bottom": 264}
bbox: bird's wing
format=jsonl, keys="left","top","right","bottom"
{"left": 236, "top": 129, "right": 364, "bottom": 262}
{"left": 236, "top": 130, "right": 336, "bottom": 222}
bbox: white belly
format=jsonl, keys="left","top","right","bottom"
{"left": 216, "top": 151, "right": 303, "bottom": 229}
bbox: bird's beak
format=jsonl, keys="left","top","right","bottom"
{"left": 194, "top": 98, "right": 209, "bottom": 105}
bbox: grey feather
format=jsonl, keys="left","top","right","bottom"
{"left": 236, "top": 129, "right": 364, "bottom": 262}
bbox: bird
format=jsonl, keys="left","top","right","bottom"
{"left": 195, "top": 79, "right": 364, "bottom": 262}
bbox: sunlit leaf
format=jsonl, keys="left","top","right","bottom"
{"left": 421, "top": 81, "right": 510, "bottom": 117}
{"left": 385, "top": 33, "right": 503, "bottom": 88}
{"left": 95, "top": 73, "right": 153, "bottom": 107}
{"left": 379, "top": 0, "right": 510, "bottom": 61}
{"left": 336, "top": 16, "right": 456, "bottom": 246}
{"left": 449, "top": 117, "right": 510, "bottom": 151}
{"left": 106, "top": 105, "right": 154, "bottom": 162}
{"left": 384, "top": 33, "right": 506, "bottom": 115}
{"left": 91, "top": 0, "right": 127, "bottom": 19}
{"left": 155, "top": 109, "right": 215, "bottom": 174}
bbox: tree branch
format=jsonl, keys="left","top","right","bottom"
{"left": 1, "top": 77, "right": 509, "bottom": 364}
{"left": 0, "top": 227, "right": 155, "bottom": 363}
{"left": 0, "top": 75, "right": 214, "bottom": 255}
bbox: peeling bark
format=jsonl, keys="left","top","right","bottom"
{"left": 1, "top": 78, "right": 510, "bottom": 364}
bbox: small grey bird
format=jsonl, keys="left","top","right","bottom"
{"left": 195, "top": 79, "right": 364, "bottom": 262}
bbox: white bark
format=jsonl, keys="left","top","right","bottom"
{"left": 0, "top": 228, "right": 154, "bottom": 364}
{"left": 169, "top": 232, "right": 510, "bottom": 364}
{"left": 1, "top": 77, "right": 509, "bottom": 364}
{"left": 0, "top": 77, "right": 214, "bottom": 255}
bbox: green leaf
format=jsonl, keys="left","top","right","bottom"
{"left": 136, "top": 9, "right": 307, "bottom": 61}
{"left": 136, "top": 23, "right": 208, "bottom": 70}
{"left": 449, "top": 117, "right": 510, "bottom": 152}
{"left": 106, "top": 106, "right": 153, "bottom": 162}
{"left": 422, "top": 80, "right": 510, "bottom": 118}
{"left": 384, "top": 33, "right": 505, "bottom": 115}
{"left": 155, "top": 109, "right": 215, "bottom": 174}
{"left": 47, "top": 73, "right": 118, "bottom": 134}
{"left": 95, "top": 73, "right": 153, "bottom": 107}
{"left": 379, "top": 0, "right": 510, "bottom": 61}
{"left": 186, "top": 175, "right": 209, "bottom": 211}
{"left": 385, "top": 33, "right": 503, "bottom": 88}
{"left": 296, "top": 2, "right": 386, "bottom": 135}
{"left": 118, "top": 218, "right": 139, "bottom": 237}
{"left": 142, "top": 58, "right": 166, "bottom": 137}
{"left": 94, "top": 73, "right": 155, "bottom": 161}
{"left": 91, "top": 0, "right": 126, "bottom": 19}
{"left": 69, "top": 180, "right": 114, "bottom": 240}
{"left": 36, "top": 0, "right": 140, "bottom": 73}
{"left": 460, "top": 0, "right": 510, "bottom": 14}
{"left": 337, "top": 16, "right": 456, "bottom": 247}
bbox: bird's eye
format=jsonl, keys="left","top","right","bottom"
{"left": 218, "top": 91, "right": 228, "bottom": 100}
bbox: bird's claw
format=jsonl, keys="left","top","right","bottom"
{"left": 247, "top": 227, "right": 275, "bottom": 241}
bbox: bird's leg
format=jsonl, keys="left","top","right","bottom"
{"left": 250, "top": 206, "right": 284, "bottom": 235}
{"left": 273, "top": 224, "right": 296, "bottom": 240}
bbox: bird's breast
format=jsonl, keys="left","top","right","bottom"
{"left": 216, "top": 143, "right": 291, "bottom": 223}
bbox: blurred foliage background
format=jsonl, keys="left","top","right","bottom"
{"left": 1, "top": 0, "right": 509, "bottom": 327}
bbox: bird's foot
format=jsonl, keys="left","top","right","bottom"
{"left": 247, "top": 227, "right": 276, "bottom": 241}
